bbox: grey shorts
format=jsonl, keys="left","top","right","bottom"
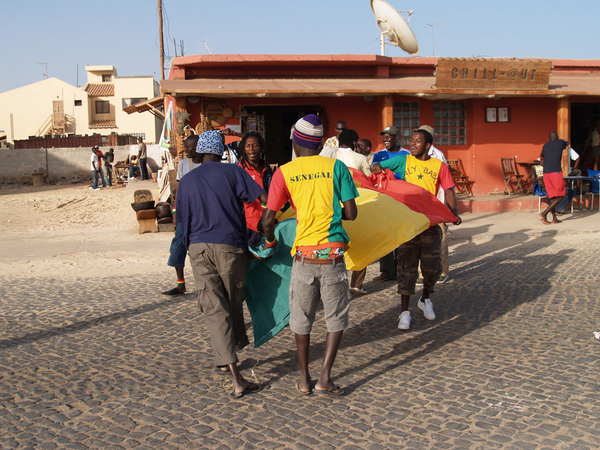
{"left": 289, "top": 258, "right": 350, "bottom": 335}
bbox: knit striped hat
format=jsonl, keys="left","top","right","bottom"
{"left": 293, "top": 114, "right": 323, "bottom": 149}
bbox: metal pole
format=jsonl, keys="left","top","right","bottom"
{"left": 380, "top": 32, "right": 385, "bottom": 56}
{"left": 427, "top": 22, "right": 444, "bottom": 57}
{"left": 158, "top": 0, "right": 165, "bottom": 80}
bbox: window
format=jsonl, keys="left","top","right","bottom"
{"left": 95, "top": 100, "right": 110, "bottom": 114}
{"left": 74, "top": 100, "right": 82, "bottom": 106}
{"left": 485, "top": 106, "right": 511, "bottom": 123}
{"left": 122, "top": 97, "right": 148, "bottom": 109}
{"left": 433, "top": 101, "right": 467, "bottom": 145}
{"left": 102, "top": 74, "right": 111, "bottom": 82}
{"left": 393, "top": 102, "right": 420, "bottom": 146}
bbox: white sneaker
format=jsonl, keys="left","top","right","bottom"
{"left": 418, "top": 298, "right": 436, "bottom": 320}
{"left": 398, "top": 311, "right": 411, "bottom": 330}
{"left": 92, "top": 188, "right": 100, "bottom": 191}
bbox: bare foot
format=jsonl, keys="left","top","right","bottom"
{"left": 552, "top": 218, "right": 562, "bottom": 224}
{"left": 538, "top": 214, "right": 551, "bottom": 225}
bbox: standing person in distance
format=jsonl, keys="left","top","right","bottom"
{"left": 137, "top": 137, "right": 149, "bottom": 180}
{"left": 539, "top": 131, "right": 568, "bottom": 225}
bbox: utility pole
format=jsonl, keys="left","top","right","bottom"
{"left": 158, "top": 0, "right": 165, "bottom": 80}
{"left": 426, "top": 22, "right": 444, "bottom": 57}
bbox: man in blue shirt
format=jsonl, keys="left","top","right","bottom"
{"left": 372, "top": 126, "right": 411, "bottom": 282}
{"left": 176, "top": 131, "right": 267, "bottom": 399}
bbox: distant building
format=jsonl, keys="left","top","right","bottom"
{"left": 0, "top": 65, "right": 162, "bottom": 145}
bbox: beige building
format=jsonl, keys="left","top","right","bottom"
{"left": 0, "top": 65, "right": 161, "bottom": 145}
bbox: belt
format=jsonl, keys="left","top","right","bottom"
{"left": 294, "top": 255, "right": 344, "bottom": 265}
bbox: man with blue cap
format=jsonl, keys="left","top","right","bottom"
{"left": 176, "top": 130, "right": 267, "bottom": 398}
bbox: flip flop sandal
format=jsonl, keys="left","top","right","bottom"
{"left": 295, "top": 382, "right": 312, "bottom": 396}
{"left": 230, "top": 383, "right": 262, "bottom": 399}
{"left": 314, "top": 385, "right": 345, "bottom": 396}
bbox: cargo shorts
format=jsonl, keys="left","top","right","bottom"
{"left": 289, "top": 257, "right": 350, "bottom": 335}
{"left": 397, "top": 225, "right": 442, "bottom": 296}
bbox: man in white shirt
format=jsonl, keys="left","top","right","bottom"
{"left": 336, "top": 129, "right": 371, "bottom": 176}
{"left": 357, "top": 139, "right": 374, "bottom": 165}
{"left": 90, "top": 147, "right": 106, "bottom": 191}
{"left": 334, "top": 129, "right": 370, "bottom": 295}
{"left": 323, "top": 120, "right": 347, "bottom": 150}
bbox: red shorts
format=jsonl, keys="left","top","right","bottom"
{"left": 543, "top": 172, "right": 566, "bottom": 198}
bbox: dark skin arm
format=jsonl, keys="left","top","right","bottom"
{"left": 444, "top": 188, "right": 461, "bottom": 225}
{"left": 371, "top": 163, "right": 383, "bottom": 175}
{"left": 342, "top": 198, "right": 358, "bottom": 221}
{"left": 261, "top": 208, "right": 277, "bottom": 243}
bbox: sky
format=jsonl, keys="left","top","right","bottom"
{"left": 2, "top": 0, "right": 599, "bottom": 93}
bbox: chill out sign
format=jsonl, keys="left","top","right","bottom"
{"left": 435, "top": 59, "right": 551, "bottom": 90}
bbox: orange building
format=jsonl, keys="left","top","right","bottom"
{"left": 161, "top": 54, "right": 600, "bottom": 198}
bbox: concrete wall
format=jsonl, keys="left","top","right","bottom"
{"left": 0, "top": 144, "right": 164, "bottom": 184}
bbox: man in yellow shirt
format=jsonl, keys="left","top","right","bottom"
{"left": 372, "top": 129, "right": 460, "bottom": 330}
{"left": 262, "top": 114, "right": 358, "bottom": 396}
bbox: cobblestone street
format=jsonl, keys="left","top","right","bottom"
{"left": 1, "top": 228, "right": 600, "bottom": 449}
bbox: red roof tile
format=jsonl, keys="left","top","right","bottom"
{"left": 86, "top": 84, "right": 115, "bottom": 97}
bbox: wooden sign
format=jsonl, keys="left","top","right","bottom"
{"left": 435, "top": 59, "right": 551, "bottom": 90}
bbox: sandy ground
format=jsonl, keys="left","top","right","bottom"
{"left": 0, "top": 180, "right": 175, "bottom": 281}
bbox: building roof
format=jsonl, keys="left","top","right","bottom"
{"left": 85, "top": 83, "right": 115, "bottom": 97}
{"left": 123, "top": 95, "right": 165, "bottom": 120}
{"left": 86, "top": 65, "right": 116, "bottom": 73}
{"left": 161, "top": 73, "right": 600, "bottom": 99}
{"left": 162, "top": 54, "right": 600, "bottom": 100}
{"left": 89, "top": 120, "right": 116, "bottom": 129}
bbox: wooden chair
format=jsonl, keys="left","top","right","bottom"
{"left": 447, "top": 159, "right": 473, "bottom": 196}
{"left": 500, "top": 157, "right": 525, "bottom": 195}
{"left": 133, "top": 189, "right": 157, "bottom": 234}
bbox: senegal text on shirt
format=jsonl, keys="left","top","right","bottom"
{"left": 288, "top": 172, "right": 333, "bottom": 182}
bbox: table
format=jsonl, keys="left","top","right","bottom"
{"left": 516, "top": 160, "right": 542, "bottom": 191}
{"left": 563, "top": 175, "right": 599, "bottom": 213}
{"left": 113, "top": 163, "right": 131, "bottom": 183}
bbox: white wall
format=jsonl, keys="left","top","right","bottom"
{"left": 1, "top": 68, "right": 162, "bottom": 145}
{"left": 0, "top": 78, "right": 90, "bottom": 142}
{"left": 114, "top": 77, "right": 161, "bottom": 143}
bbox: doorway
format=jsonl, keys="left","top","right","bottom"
{"left": 570, "top": 102, "right": 600, "bottom": 173}
{"left": 241, "top": 104, "right": 322, "bottom": 166}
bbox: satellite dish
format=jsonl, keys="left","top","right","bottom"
{"left": 370, "top": 0, "right": 419, "bottom": 56}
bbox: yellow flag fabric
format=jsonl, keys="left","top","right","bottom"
{"left": 342, "top": 187, "right": 430, "bottom": 270}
